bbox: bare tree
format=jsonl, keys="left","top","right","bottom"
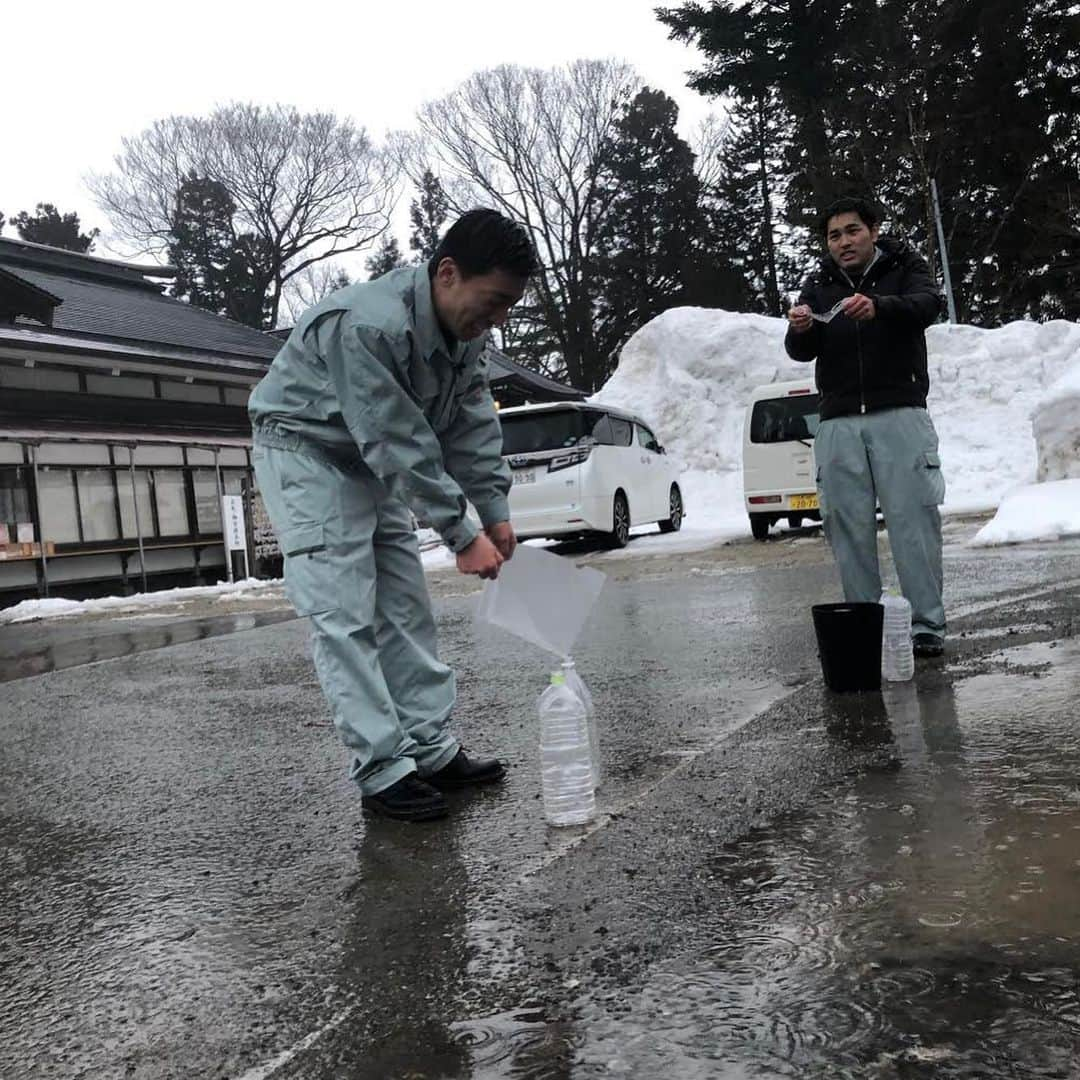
{"left": 689, "top": 112, "right": 732, "bottom": 192}
{"left": 280, "top": 262, "right": 352, "bottom": 327}
{"left": 89, "top": 103, "right": 398, "bottom": 328}
{"left": 406, "top": 60, "right": 640, "bottom": 391}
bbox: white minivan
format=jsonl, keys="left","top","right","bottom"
{"left": 742, "top": 379, "right": 822, "bottom": 540}
{"left": 499, "top": 401, "right": 684, "bottom": 548}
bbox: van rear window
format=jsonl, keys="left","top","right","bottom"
{"left": 749, "top": 394, "right": 821, "bottom": 443}
{"left": 501, "top": 410, "right": 586, "bottom": 454}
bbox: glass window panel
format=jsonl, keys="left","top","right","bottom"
{"left": 76, "top": 470, "right": 120, "bottom": 542}
{"left": 152, "top": 470, "right": 189, "bottom": 536}
{"left": 0, "top": 466, "right": 31, "bottom": 527}
{"left": 192, "top": 469, "right": 222, "bottom": 533}
{"left": 37, "top": 468, "right": 81, "bottom": 543}
{"left": 608, "top": 417, "right": 633, "bottom": 447}
{"left": 222, "top": 469, "right": 248, "bottom": 495}
{"left": 119, "top": 470, "right": 155, "bottom": 539}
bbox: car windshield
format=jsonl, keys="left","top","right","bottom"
{"left": 501, "top": 410, "right": 586, "bottom": 454}
{"left": 749, "top": 394, "right": 821, "bottom": 444}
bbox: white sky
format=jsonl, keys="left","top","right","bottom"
{"left": 4, "top": 0, "right": 717, "bottom": 263}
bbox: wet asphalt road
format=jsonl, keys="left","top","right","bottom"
{"left": 2, "top": 525, "right": 1080, "bottom": 1079}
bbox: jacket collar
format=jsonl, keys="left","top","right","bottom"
{"left": 411, "top": 265, "right": 458, "bottom": 362}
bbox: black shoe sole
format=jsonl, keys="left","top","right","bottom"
{"left": 360, "top": 798, "right": 449, "bottom": 822}
{"left": 427, "top": 765, "right": 506, "bottom": 790}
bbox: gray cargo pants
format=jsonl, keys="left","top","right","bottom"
{"left": 815, "top": 406, "right": 946, "bottom": 640}
{"left": 252, "top": 435, "right": 459, "bottom": 796}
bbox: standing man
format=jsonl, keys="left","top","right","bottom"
{"left": 786, "top": 197, "right": 946, "bottom": 657}
{"left": 250, "top": 209, "right": 538, "bottom": 820}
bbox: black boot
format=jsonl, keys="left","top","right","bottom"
{"left": 361, "top": 774, "right": 449, "bottom": 821}
{"left": 427, "top": 749, "right": 505, "bottom": 789}
{"left": 913, "top": 633, "right": 945, "bottom": 658}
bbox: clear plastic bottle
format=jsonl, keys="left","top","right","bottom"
{"left": 561, "top": 657, "right": 600, "bottom": 788}
{"left": 537, "top": 670, "right": 597, "bottom": 827}
{"left": 881, "top": 589, "right": 914, "bottom": 682}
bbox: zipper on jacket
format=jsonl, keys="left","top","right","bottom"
{"left": 857, "top": 322, "right": 866, "bottom": 413}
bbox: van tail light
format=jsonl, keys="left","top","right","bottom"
{"left": 548, "top": 445, "right": 593, "bottom": 473}
{"left": 748, "top": 495, "right": 783, "bottom": 505}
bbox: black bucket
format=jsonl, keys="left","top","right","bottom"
{"left": 811, "top": 602, "right": 883, "bottom": 692}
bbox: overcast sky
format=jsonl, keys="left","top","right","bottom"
{"left": 5, "top": 0, "right": 715, "bottom": 264}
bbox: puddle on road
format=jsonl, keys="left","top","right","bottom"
{"left": 0, "top": 610, "right": 296, "bottom": 683}
{"left": 462, "top": 638, "right": 1080, "bottom": 1079}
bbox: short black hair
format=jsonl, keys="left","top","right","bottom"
{"left": 429, "top": 208, "right": 539, "bottom": 279}
{"left": 820, "top": 197, "right": 880, "bottom": 237}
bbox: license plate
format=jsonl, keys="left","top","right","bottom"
{"left": 790, "top": 493, "right": 819, "bottom": 510}
{"left": 513, "top": 469, "right": 536, "bottom": 485}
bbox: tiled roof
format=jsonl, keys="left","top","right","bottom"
{"left": 485, "top": 346, "right": 585, "bottom": 399}
{"left": 0, "top": 238, "right": 279, "bottom": 363}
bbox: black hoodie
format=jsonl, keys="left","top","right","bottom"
{"left": 784, "top": 236, "right": 943, "bottom": 421}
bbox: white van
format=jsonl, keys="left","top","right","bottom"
{"left": 742, "top": 379, "right": 821, "bottom": 540}
{"left": 499, "top": 401, "right": 684, "bottom": 548}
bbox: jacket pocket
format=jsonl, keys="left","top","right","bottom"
{"left": 920, "top": 451, "right": 946, "bottom": 506}
{"left": 280, "top": 524, "right": 339, "bottom": 616}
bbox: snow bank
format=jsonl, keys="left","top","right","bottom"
{"left": 0, "top": 577, "right": 282, "bottom": 625}
{"left": 1034, "top": 362, "right": 1080, "bottom": 482}
{"left": 595, "top": 308, "right": 804, "bottom": 473}
{"left": 971, "top": 479, "right": 1080, "bottom": 546}
{"left": 595, "top": 309, "right": 1080, "bottom": 524}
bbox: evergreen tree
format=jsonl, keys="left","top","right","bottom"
{"left": 409, "top": 170, "right": 449, "bottom": 263}
{"left": 590, "top": 87, "right": 743, "bottom": 378}
{"left": 365, "top": 234, "right": 406, "bottom": 280}
{"left": 661, "top": 0, "right": 1080, "bottom": 325}
{"left": 12, "top": 203, "right": 98, "bottom": 252}
{"left": 167, "top": 173, "right": 270, "bottom": 328}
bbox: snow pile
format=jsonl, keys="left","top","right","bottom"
{"left": 971, "top": 479, "right": 1080, "bottom": 546}
{"left": 927, "top": 320, "right": 1080, "bottom": 510}
{"left": 0, "top": 577, "right": 282, "bottom": 625}
{"left": 1034, "top": 360, "right": 1080, "bottom": 482}
{"left": 596, "top": 308, "right": 804, "bottom": 474}
{"left": 595, "top": 309, "right": 1080, "bottom": 536}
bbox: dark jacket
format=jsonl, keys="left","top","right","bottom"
{"left": 784, "top": 237, "right": 942, "bottom": 420}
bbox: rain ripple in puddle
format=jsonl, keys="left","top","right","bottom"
{"left": 449, "top": 1007, "right": 582, "bottom": 1078}
{"left": 574, "top": 642, "right": 1080, "bottom": 1078}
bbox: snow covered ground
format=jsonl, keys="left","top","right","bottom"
{"left": 5, "top": 309, "right": 1078, "bottom": 625}
{"left": 0, "top": 578, "right": 281, "bottom": 626}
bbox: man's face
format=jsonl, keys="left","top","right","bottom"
{"left": 826, "top": 212, "right": 879, "bottom": 273}
{"left": 433, "top": 259, "right": 527, "bottom": 342}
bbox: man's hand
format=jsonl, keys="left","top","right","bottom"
{"left": 456, "top": 533, "right": 504, "bottom": 580}
{"left": 842, "top": 293, "right": 876, "bottom": 321}
{"left": 787, "top": 304, "right": 814, "bottom": 333}
{"left": 486, "top": 521, "right": 517, "bottom": 561}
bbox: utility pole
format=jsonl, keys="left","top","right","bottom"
{"left": 930, "top": 178, "right": 958, "bottom": 323}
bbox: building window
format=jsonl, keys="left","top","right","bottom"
{"left": 119, "top": 470, "right": 154, "bottom": 539}
{"left": 150, "top": 470, "right": 189, "bottom": 536}
{"left": 76, "top": 469, "right": 120, "bottom": 542}
{"left": 36, "top": 468, "right": 81, "bottom": 543}
{"left": 192, "top": 469, "right": 221, "bottom": 534}
{"left": 0, "top": 466, "right": 31, "bottom": 541}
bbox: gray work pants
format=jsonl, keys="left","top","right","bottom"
{"left": 815, "top": 407, "right": 946, "bottom": 639}
{"left": 252, "top": 440, "right": 459, "bottom": 796}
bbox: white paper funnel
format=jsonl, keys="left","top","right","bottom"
{"left": 475, "top": 543, "right": 606, "bottom": 657}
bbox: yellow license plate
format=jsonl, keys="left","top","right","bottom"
{"left": 790, "top": 494, "right": 819, "bottom": 510}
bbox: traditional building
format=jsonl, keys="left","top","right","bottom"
{"left": 0, "top": 239, "right": 583, "bottom": 607}
{"left": 0, "top": 238, "right": 277, "bottom": 605}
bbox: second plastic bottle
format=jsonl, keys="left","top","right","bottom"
{"left": 560, "top": 657, "right": 600, "bottom": 788}
{"left": 538, "top": 670, "right": 597, "bottom": 826}
{"left": 881, "top": 589, "right": 914, "bottom": 682}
